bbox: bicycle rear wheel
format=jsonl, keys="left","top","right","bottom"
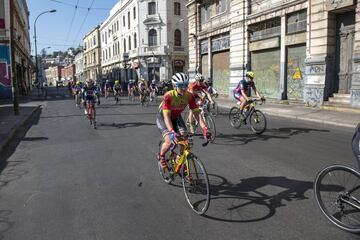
{"left": 181, "top": 154, "right": 210, "bottom": 215}
{"left": 314, "top": 165, "right": 360, "bottom": 233}
{"left": 157, "top": 140, "right": 175, "bottom": 184}
{"left": 249, "top": 110, "right": 267, "bottom": 134}
{"left": 229, "top": 107, "right": 242, "bottom": 128}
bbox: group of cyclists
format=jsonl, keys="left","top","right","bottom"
{"left": 71, "top": 70, "right": 264, "bottom": 168}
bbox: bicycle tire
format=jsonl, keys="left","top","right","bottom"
{"left": 249, "top": 110, "right": 267, "bottom": 134}
{"left": 204, "top": 114, "right": 216, "bottom": 143}
{"left": 229, "top": 107, "right": 242, "bottom": 128}
{"left": 314, "top": 164, "right": 360, "bottom": 233}
{"left": 181, "top": 154, "right": 210, "bottom": 215}
{"left": 157, "top": 140, "right": 175, "bottom": 184}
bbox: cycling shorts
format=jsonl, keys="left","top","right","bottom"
{"left": 156, "top": 112, "right": 187, "bottom": 137}
{"left": 234, "top": 93, "right": 245, "bottom": 102}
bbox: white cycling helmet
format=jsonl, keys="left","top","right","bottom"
{"left": 194, "top": 73, "right": 204, "bottom": 81}
{"left": 171, "top": 72, "right": 189, "bottom": 86}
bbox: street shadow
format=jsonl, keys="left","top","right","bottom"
{"left": 203, "top": 174, "right": 313, "bottom": 223}
{"left": 214, "top": 127, "right": 329, "bottom": 146}
{"left": 22, "top": 137, "right": 48, "bottom": 141}
{"left": 96, "top": 122, "right": 156, "bottom": 130}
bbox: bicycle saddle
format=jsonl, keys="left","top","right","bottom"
{"left": 352, "top": 123, "right": 360, "bottom": 167}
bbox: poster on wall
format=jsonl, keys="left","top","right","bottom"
{"left": 0, "top": 45, "right": 11, "bottom": 99}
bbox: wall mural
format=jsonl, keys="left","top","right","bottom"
{"left": 0, "top": 45, "right": 11, "bottom": 99}
{"left": 304, "top": 87, "right": 323, "bottom": 106}
{"left": 287, "top": 45, "right": 306, "bottom": 100}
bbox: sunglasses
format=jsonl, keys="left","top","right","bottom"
{"left": 175, "top": 83, "right": 188, "bottom": 89}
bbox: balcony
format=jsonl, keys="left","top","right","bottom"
{"left": 139, "top": 46, "right": 167, "bottom": 56}
{"left": 200, "top": 13, "right": 230, "bottom": 33}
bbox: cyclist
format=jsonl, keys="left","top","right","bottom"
{"left": 128, "top": 79, "right": 135, "bottom": 99}
{"left": 149, "top": 79, "right": 157, "bottom": 101}
{"left": 104, "top": 79, "right": 111, "bottom": 99}
{"left": 233, "top": 71, "right": 264, "bottom": 116}
{"left": 94, "top": 81, "right": 102, "bottom": 105}
{"left": 82, "top": 79, "right": 98, "bottom": 115}
{"left": 156, "top": 72, "right": 211, "bottom": 169}
{"left": 113, "top": 80, "right": 122, "bottom": 100}
{"left": 187, "top": 73, "right": 215, "bottom": 134}
{"left": 73, "top": 81, "right": 82, "bottom": 107}
{"left": 138, "top": 78, "right": 147, "bottom": 103}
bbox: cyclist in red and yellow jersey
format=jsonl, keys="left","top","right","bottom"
{"left": 156, "top": 72, "right": 211, "bottom": 169}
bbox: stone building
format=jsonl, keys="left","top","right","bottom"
{"left": 61, "top": 64, "right": 76, "bottom": 85}
{"left": 83, "top": 26, "right": 101, "bottom": 81}
{"left": 74, "top": 51, "right": 84, "bottom": 83}
{"left": 100, "top": 0, "right": 188, "bottom": 85}
{"left": 187, "top": 0, "right": 360, "bottom": 108}
{"left": 0, "top": 0, "right": 32, "bottom": 99}
{"left": 45, "top": 65, "right": 63, "bottom": 86}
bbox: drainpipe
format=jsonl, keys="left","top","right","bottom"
{"left": 243, "top": 0, "right": 246, "bottom": 79}
{"left": 9, "top": 0, "right": 19, "bottom": 115}
{"left": 194, "top": 0, "right": 198, "bottom": 69}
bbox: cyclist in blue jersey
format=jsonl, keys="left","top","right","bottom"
{"left": 82, "top": 79, "right": 98, "bottom": 115}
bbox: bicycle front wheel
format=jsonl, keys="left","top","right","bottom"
{"left": 181, "top": 154, "right": 210, "bottom": 215}
{"left": 204, "top": 114, "right": 216, "bottom": 142}
{"left": 314, "top": 165, "right": 360, "bottom": 233}
{"left": 229, "top": 107, "right": 242, "bottom": 128}
{"left": 249, "top": 110, "right": 267, "bottom": 134}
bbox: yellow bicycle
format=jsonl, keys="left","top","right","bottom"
{"left": 158, "top": 135, "right": 210, "bottom": 215}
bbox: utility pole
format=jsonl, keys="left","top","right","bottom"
{"left": 9, "top": 0, "right": 19, "bottom": 115}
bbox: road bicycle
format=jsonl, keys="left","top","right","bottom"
{"left": 229, "top": 98, "right": 267, "bottom": 134}
{"left": 158, "top": 134, "right": 210, "bottom": 215}
{"left": 114, "top": 90, "right": 121, "bottom": 105}
{"left": 140, "top": 90, "right": 149, "bottom": 107}
{"left": 149, "top": 87, "right": 158, "bottom": 103}
{"left": 314, "top": 124, "right": 360, "bottom": 233}
{"left": 184, "top": 100, "right": 216, "bottom": 142}
{"left": 74, "top": 91, "right": 82, "bottom": 108}
{"left": 85, "top": 99, "right": 97, "bottom": 129}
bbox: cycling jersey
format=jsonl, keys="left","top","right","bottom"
{"left": 187, "top": 82, "right": 208, "bottom": 95}
{"left": 113, "top": 84, "right": 121, "bottom": 91}
{"left": 83, "top": 86, "right": 97, "bottom": 102}
{"left": 159, "top": 90, "right": 199, "bottom": 119}
{"left": 73, "top": 85, "right": 81, "bottom": 94}
{"left": 104, "top": 82, "right": 111, "bottom": 89}
{"left": 233, "top": 80, "right": 256, "bottom": 96}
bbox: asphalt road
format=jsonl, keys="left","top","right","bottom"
{"left": 0, "top": 88, "right": 358, "bottom": 240}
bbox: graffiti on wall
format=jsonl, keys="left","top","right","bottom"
{"left": 304, "top": 88, "right": 323, "bottom": 106}
{"left": 0, "top": 45, "right": 11, "bottom": 98}
{"left": 287, "top": 46, "right": 305, "bottom": 100}
{"left": 351, "top": 90, "right": 360, "bottom": 107}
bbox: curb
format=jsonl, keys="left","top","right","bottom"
{"left": 217, "top": 102, "right": 357, "bottom": 129}
{"left": 0, "top": 105, "right": 41, "bottom": 155}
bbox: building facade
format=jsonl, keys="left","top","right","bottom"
{"left": 61, "top": 64, "right": 76, "bottom": 85}
{"left": 45, "top": 65, "right": 63, "bottom": 86}
{"left": 83, "top": 25, "right": 101, "bottom": 81}
{"left": 0, "top": 0, "right": 32, "bottom": 99}
{"left": 100, "top": 0, "right": 189, "bottom": 85}
{"left": 187, "top": 0, "right": 360, "bottom": 108}
{"left": 74, "top": 51, "right": 84, "bottom": 83}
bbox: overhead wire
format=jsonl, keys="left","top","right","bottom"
{"left": 64, "top": 0, "right": 80, "bottom": 43}
{"left": 49, "top": 0, "right": 110, "bottom": 10}
{"left": 71, "top": 0, "right": 96, "bottom": 47}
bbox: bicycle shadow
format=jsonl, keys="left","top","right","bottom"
{"left": 214, "top": 127, "right": 329, "bottom": 146}
{"left": 96, "top": 122, "right": 156, "bottom": 130}
{"left": 203, "top": 174, "right": 313, "bottom": 223}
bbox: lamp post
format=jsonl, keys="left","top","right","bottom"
{"left": 34, "top": 10, "right": 56, "bottom": 86}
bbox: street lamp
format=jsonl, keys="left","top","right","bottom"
{"left": 34, "top": 10, "right": 56, "bottom": 85}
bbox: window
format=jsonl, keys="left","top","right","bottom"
{"left": 105, "top": 33, "right": 107, "bottom": 44}
{"left": 123, "top": 15, "right": 125, "bottom": 27}
{"left": 113, "top": 44, "right": 115, "bottom": 56}
{"left": 128, "top": 12, "right": 130, "bottom": 29}
{"left": 174, "top": 29, "right": 181, "bottom": 46}
{"left": 109, "top": 47, "right": 111, "bottom": 58}
{"left": 148, "top": 2, "right": 156, "bottom": 15}
{"left": 117, "top": 42, "right": 120, "bottom": 54}
{"left": 128, "top": 36, "right": 131, "bottom": 50}
{"left": 134, "top": 33, "right": 137, "bottom": 48}
{"left": 133, "top": 7, "right": 136, "bottom": 19}
{"left": 93, "top": 36, "right": 96, "bottom": 46}
{"left": 117, "top": 21, "right": 119, "bottom": 31}
{"left": 123, "top": 39, "right": 126, "bottom": 52}
{"left": 174, "top": 2, "right": 181, "bottom": 16}
{"left": 93, "top": 52, "right": 96, "bottom": 63}
{"left": 287, "top": 10, "right": 307, "bottom": 34}
{"left": 148, "top": 29, "right": 157, "bottom": 46}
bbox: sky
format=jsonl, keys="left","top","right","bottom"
{"left": 28, "top": 0, "right": 119, "bottom": 55}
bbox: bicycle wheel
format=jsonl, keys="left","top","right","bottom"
{"left": 314, "top": 165, "right": 360, "bottom": 233}
{"left": 181, "top": 154, "right": 210, "bottom": 215}
{"left": 229, "top": 107, "right": 242, "bottom": 128}
{"left": 157, "top": 140, "right": 175, "bottom": 184}
{"left": 209, "top": 102, "right": 219, "bottom": 117}
{"left": 204, "top": 114, "right": 216, "bottom": 142}
{"left": 249, "top": 110, "right": 267, "bottom": 134}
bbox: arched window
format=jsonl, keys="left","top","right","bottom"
{"left": 134, "top": 33, "right": 137, "bottom": 48}
{"left": 148, "top": 29, "right": 157, "bottom": 46}
{"left": 174, "top": 29, "right": 181, "bottom": 46}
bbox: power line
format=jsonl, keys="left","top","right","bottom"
{"left": 64, "top": 0, "right": 80, "bottom": 43}
{"left": 71, "top": 0, "right": 96, "bottom": 47}
{"left": 49, "top": 0, "right": 110, "bottom": 10}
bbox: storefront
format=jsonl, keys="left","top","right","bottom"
{"left": 211, "top": 34, "right": 230, "bottom": 95}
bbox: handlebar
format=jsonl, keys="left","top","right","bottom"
{"left": 171, "top": 134, "right": 209, "bottom": 148}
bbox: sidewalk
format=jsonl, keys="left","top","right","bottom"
{"left": 216, "top": 96, "right": 359, "bottom": 129}
{"left": 0, "top": 100, "right": 41, "bottom": 154}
